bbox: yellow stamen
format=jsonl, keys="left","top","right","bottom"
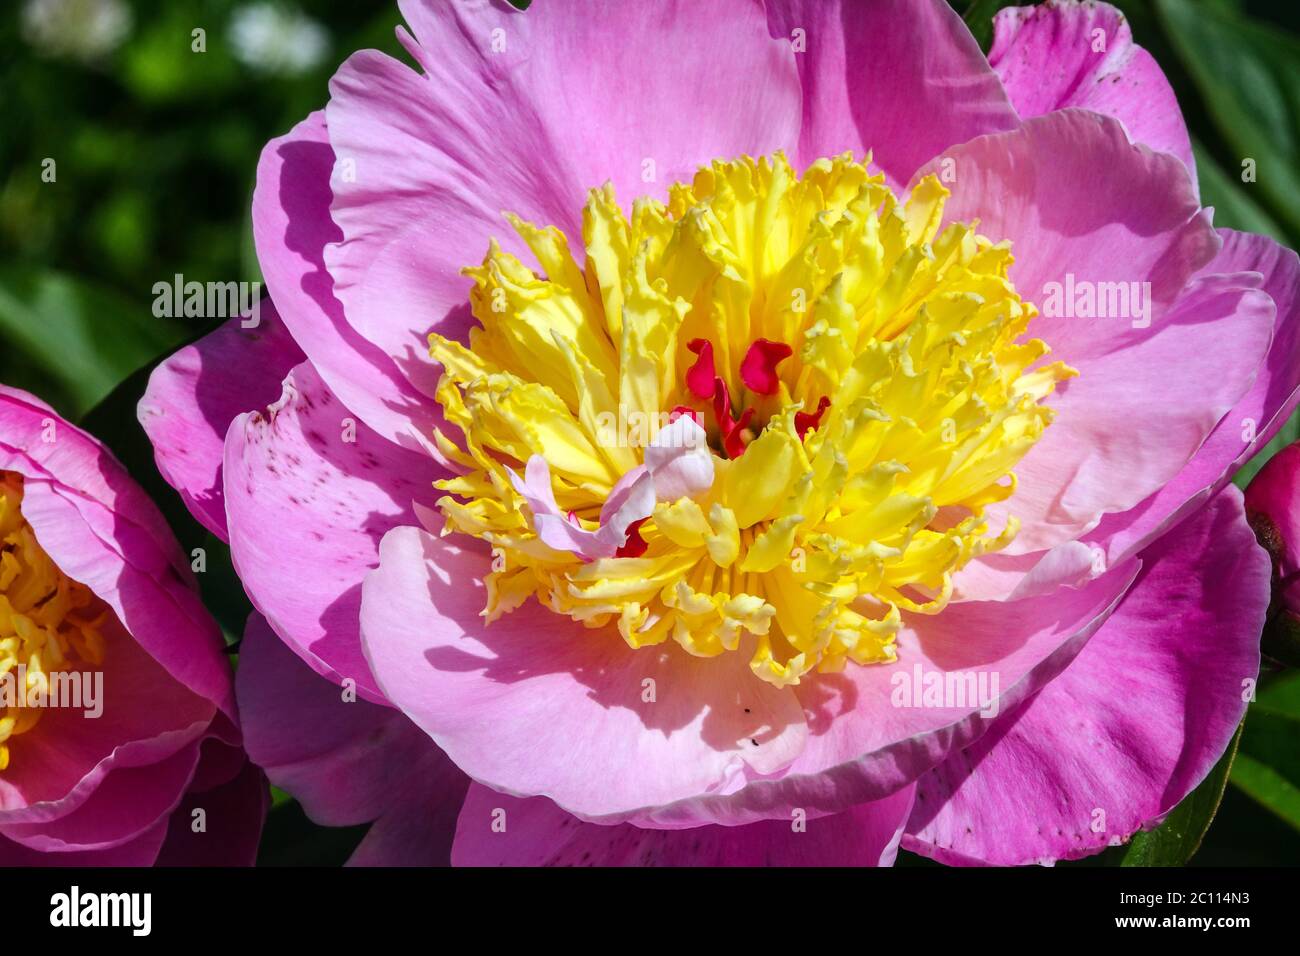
{"left": 429, "top": 153, "right": 1074, "bottom": 686}
{"left": 0, "top": 472, "right": 107, "bottom": 770}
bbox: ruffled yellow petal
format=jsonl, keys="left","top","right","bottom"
{"left": 0, "top": 473, "right": 107, "bottom": 771}
{"left": 428, "top": 153, "right": 1072, "bottom": 685}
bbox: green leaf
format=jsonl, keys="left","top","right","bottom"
{"left": 1157, "top": 0, "right": 1300, "bottom": 241}
{"left": 1238, "top": 707, "right": 1300, "bottom": 789}
{"left": 1229, "top": 701, "right": 1300, "bottom": 832}
{"left": 1258, "top": 670, "right": 1300, "bottom": 714}
{"left": 1193, "top": 139, "right": 1286, "bottom": 243}
{"left": 1119, "top": 722, "right": 1242, "bottom": 865}
{"left": 0, "top": 268, "right": 187, "bottom": 418}
{"left": 1231, "top": 753, "right": 1300, "bottom": 831}
{"left": 960, "top": 0, "right": 1016, "bottom": 51}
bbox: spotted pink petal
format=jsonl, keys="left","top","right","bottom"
{"left": 139, "top": 302, "right": 304, "bottom": 542}
{"left": 989, "top": 1, "right": 1197, "bottom": 192}
{"left": 223, "top": 362, "right": 441, "bottom": 704}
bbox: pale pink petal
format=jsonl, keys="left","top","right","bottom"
{"left": 360, "top": 525, "right": 808, "bottom": 826}
{"left": 905, "top": 488, "right": 1267, "bottom": 865}
{"left": 509, "top": 439, "right": 707, "bottom": 561}
{"left": 507, "top": 456, "right": 632, "bottom": 560}
{"left": 1006, "top": 541, "right": 1101, "bottom": 599}
{"left": 596, "top": 466, "right": 654, "bottom": 545}
{"left": 961, "top": 228, "right": 1299, "bottom": 601}
{"left": 1083, "top": 229, "right": 1300, "bottom": 567}
{"left": 1009, "top": 271, "right": 1269, "bottom": 554}
{"left": 252, "top": 111, "right": 439, "bottom": 447}
{"left": 394, "top": 0, "right": 800, "bottom": 203}
{"left": 640, "top": 558, "right": 1138, "bottom": 826}
{"left": 361, "top": 518, "right": 1141, "bottom": 827}
{"left": 321, "top": 0, "right": 800, "bottom": 413}
{"left": 643, "top": 414, "right": 713, "bottom": 502}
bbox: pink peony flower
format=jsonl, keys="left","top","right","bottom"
{"left": 0, "top": 385, "right": 265, "bottom": 865}
{"left": 141, "top": 0, "right": 1296, "bottom": 865}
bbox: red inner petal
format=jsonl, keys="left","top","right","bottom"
{"left": 794, "top": 396, "right": 831, "bottom": 439}
{"left": 685, "top": 339, "right": 716, "bottom": 399}
{"left": 711, "top": 378, "right": 753, "bottom": 458}
{"left": 615, "top": 517, "right": 650, "bottom": 558}
{"left": 739, "top": 338, "right": 793, "bottom": 395}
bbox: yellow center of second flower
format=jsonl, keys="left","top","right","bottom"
{"left": 429, "top": 153, "right": 1073, "bottom": 686}
{"left": 0, "top": 472, "right": 107, "bottom": 771}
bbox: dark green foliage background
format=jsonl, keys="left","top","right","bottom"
{"left": 1, "top": 0, "right": 1297, "bottom": 865}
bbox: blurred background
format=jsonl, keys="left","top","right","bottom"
{"left": 0, "top": 0, "right": 1297, "bottom": 865}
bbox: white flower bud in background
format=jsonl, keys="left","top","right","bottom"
{"left": 21, "top": 0, "right": 132, "bottom": 62}
{"left": 230, "top": 2, "right": 329, "bottom": 78}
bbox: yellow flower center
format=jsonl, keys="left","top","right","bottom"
{"left": 0, "top": 472, "right": 107, "bottom": 770}
{"left": 429, "top": 153, "right": 1073, "bottom": 686}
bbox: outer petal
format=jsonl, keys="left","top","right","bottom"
{"left": 224, "top": 363, "right": 441, "bottom": 703}
{"left": 915, "top": 110, "right": 1237, "bottom": 554}
{"left": 252, "top": 111, "right": 438, "bottom": 447}
{"left": 904, "top": 487, "right": 1267, "bottom": 865}
{"left": 344, "top": 762, "right": 468, "bottom": 867}
{"left": 700, "top": 557, "right": 1138, "bottom": 824}
{"left": 236, "top": 612, "right": 464, "bottom": 851}
{"left": 988, "top": 1, "right": 1197, "bottom": 191}
{"left": 321, "top": 0, "right": 800, "bottom": 411}
{"left": 361, "top": 522, "right": 1135, "bottom": 827}
{"left": 139, "top": 302, "right": 304, "bottom": 541}
{"left": 451, "top": 783, "right": 914, "bottom": 867}
{"left": 0, "top": 735, "right": 202, "bottom": 850}
{"left": 154, "top": 755, "right": 268, "bottom": 867}
{"left": 0, "top": 819, "right": 169, "bottom": 866}
{"left": 763, "top": 0, "right": 1019, "bottom": 185}
{"left": 0, "top": 737, "right": 263, "bottom": 866}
